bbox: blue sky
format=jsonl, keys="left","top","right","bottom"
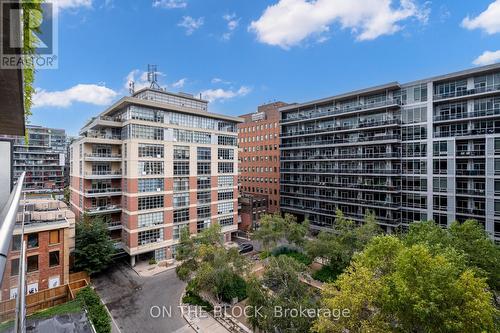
{"left": 31, "top": 0, "right": 500, "bottom": 136}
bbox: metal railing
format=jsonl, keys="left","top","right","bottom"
{"left": 0, "top": 172, "right": 25, "bottom": 283}
{"left": 433, "top": 84, "right": 500, "bottom": 100}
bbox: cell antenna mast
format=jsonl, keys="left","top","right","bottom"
{"left": 147, "top": 64, "right": 161, "bottom": 89}
{"left": 129, "top": 81, "right": 135, "bottom": 95}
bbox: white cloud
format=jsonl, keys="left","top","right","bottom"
{"left": 55, "top": 0, "right": 93, "bottom": 9}
{"left": 178, "top": 16, "right": 204, "bottom": 35}
{"left": 473, "top": 50, "right": 500, "bottom": 66}
{"left": 172, "top": 78, "right": 187, "bottom": 89}
{"left": 211, "top": 78, "right": 231, "bottom": 85}
{"left": 462, "top": 0, "right": 500, "bottom": 35}
{"left": 200, "top": 86, "right": 251, "bottom": 102}
{"left": 222, "top": 13, "right": 240, "bottom": 40}
{"left": 249, "top": 0, "right": 430, "bottom": 49}
{"left": 33, "top": 84, "right": 118, "bottom": 108}
{"left": 152, "top": 0, "right": 187, "bottom": 9}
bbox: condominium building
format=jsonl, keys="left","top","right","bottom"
{"left": 238, "top": 102, "right": 286, "bottom": 225}
{"left": 1, "top": 199, "right": 75, "bottom": 301}
{"left": 69, "top": 88, "right": 241, "bottom": 265}
{"left": 12, "top": 125, "right": 67, "bottom": 197}
{"left": 280, "top": 64, "right": 500, "bottom": 242}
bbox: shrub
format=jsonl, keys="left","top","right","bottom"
{"left": 259, "top": 251, "right": 271, "bottom": 260}
{"left": 148, "top": 258, "right": 157, "bottom": 265}
{"left": 76, "top": 287, "right": 111, "bottom": 333}
{"left": 182, "top": 290, "right": 213, "bottom": 311}
{"left": 311, "top": 265, "right": 342, "bottom": 283}
{"left": 220, "top": 274, "right": 247, "bottom": 303}
{"left": 279, "top": 251, "right": 312, "bottom": 266}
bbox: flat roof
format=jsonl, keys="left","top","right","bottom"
{"left": 280, "top": 63, "right": 500, "bottom": 112}
{"left": 133, "top": 87, "right": 209, "bottom": 104}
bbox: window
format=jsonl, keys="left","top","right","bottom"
{"left": 138, "top": 228, "right": 164, "bottom": 245}
{"left": 27, "top": 233, "right": 38, "bottom": 248}
{"left": 197, "top": 177, "right": 211, "bottom": 190}
{"left": 27, "top": 255, "right": 38, "bottom": 272}
{"left": 138, "top": 161, "right": 164, "bottom": 176}
{"left": 197, "top": 220, "right": 210, "bottom": 232}
{"left": 173, "top": 224, "right": 188, "bottom": 240}
{"left": 174, "top": 177, "right": 189, "bottom": 191}
{"left": 218, "top": 202, "right": 234, "bottom": 215}
{"left": 197, "top": 162, "right": 211, "bottom": 175}
{"left": 197, "top": 147, "right": 211, "bottom": 160}
{"left": 123, "top": 124, "right": 163, "bottom": 140}
{"left": 173, "top": 193, "right": 189, "bottom": 208}
{"left": 138, "top": 195, "right": 164, "bottom": 210}
{"left": 218, "top": 191, "right": 233, "bottom": 201}
{"left": 49, "top": 231, "right": 59, "bottom": 245}
{"left": 218, "top": 216, "right": 234, "bottom": 226}
{"left": 197, "top": 191, "right": 211, "bottom": 204}
{"left": 433, "top": 141, "right": 448, "bottom": 156}
{"left": 138, "top": 212, "right": 164, "bottom": 228}
{"left": 218, "top": 148, "right": 234, "bottom": 160}
{"left": 495, "top": 159, "right": 500, "bottom": 175}
{"left": 49, "top": 251, "right": 60, "bottom": 267}
{"left": 218, "top": 135, "right": 237, "bottom": 146}
{"left": 10, "top": 259, "right": 19, "bottom": 276}
{"left": 218, "top": 162, "right": 234, "bottom": 174}
{"left": 138, "top": 144, "right": 164, "bottom": 158}
{"left": 173, "top": 146, "right": 190, "bottom": 160}
{"left": 218, "top": 176, "right": 233, "bottom": 188}
{"left": 11, "top": 235, "right": 21, "bottom": 251}
{"left": 139, "top": 178, "right": 164, "bottom": 192}
{"left": 173, "top": 162, "right": 189, "bottom": 175}
{"left": 173, "top": 209, "right": 190, "bottom": 224}
{"left": 197, "top": 206, "right": 211, "bottom": 219}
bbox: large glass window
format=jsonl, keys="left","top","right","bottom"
{"left": 138, "top": 178, "right": 164, "bottom": 192}
{"left": 218, "top": 190, "right": 233, "bottom": 201}
{"left": 173, "top": 162, "right": 189, "bottom": 175}
{"left": 138, "top": 144, "right": 164, "bottom": 158}
{"left": 197, "top": 147, "right": 211, "bottom": 160}
{"left": 218, "top": 176, "right": 233, "bottom": 188}
{"left": 218, "top": 135, "right": 237, "bottom": 146}
{"left": 174, "top": 177, "right": 189, "bottom": 191}
{"left": 173, "top": 146, "right": 190, "bottom": 160}
{"left": 138, "top": 228, "right": 164, "bottom": 245}
{"left": 138, "top": 161, "right": 164, "bottom": 176}
{"left": 197, "top": 177, "right": 211, "bottom": 189}
{"left": 138, "top": 212, "right": 164, "bottom": 228}
{"left": 218, "top": 148, "right": 234, "bottom": 160}
{"left": 197, "top": 191, "right": 211, "bottom": 204}
{"left": 197, "top": 162, "right": 211, "bottom": 175}
{"left": 173, "top": 193, "right": 189, "bottom": 208}
{"left": 173, "top": 209, "right": 190, "bottom": 224}
{"left": 218, "top": 162, "right": 234, "bottom": 174}
{"left": 138, "top": 195, "right": 164, "bottom": 210}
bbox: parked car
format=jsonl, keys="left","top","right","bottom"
{"left": 238, "top": 243, "right": 254, "bottom": 254}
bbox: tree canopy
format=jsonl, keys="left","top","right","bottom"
{"left": 74, "top": 215, "right": 115, "bottom": 274}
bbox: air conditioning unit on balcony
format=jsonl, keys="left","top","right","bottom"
{"left": 156, "top": 188, "right": 161, "bottom": 192}
{"left": 157, "top": 154, "right": 162, "bottom": 158}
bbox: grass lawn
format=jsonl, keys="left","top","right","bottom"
{"left": 0, "top": 300, "right": 82, "bottom": 331}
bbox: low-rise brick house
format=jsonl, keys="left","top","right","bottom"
{"left": 0, "top": 199, "right": 75, "bottom": 300}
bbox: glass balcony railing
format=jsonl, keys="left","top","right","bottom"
{"left": 281, "top": 119, "right": 401, "bottom": 137}
{"left": 281, "top": 134, "right": 400, "bottom": 148}
{"left": 433, "top": 108, "right": 500, "bottom": 121}
{"left": 433, "top": 84, "right": 500, "bottom": 101}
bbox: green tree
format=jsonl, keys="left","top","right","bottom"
{"left": 252, "top": 213, "right": 309, "bottom": 250}
{"left": 74, "top": 215, "right": 115, "bottom": 274}
{"left": 305, "top": 210, "right": 381, "bottom": 281}
{"left": 247, "top": 256, "right": 319, "bottom": 333}
{"left": 313, "top": 236, "right": 498, "bottom": 333}
{"left": 404, "top": 220, "right": 500, "bottom": 291}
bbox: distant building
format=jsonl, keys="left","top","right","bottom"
{"left": 280, "top": 64, "right": 500, "bottom": 242}
{"left": 69, "top": 88, "right": 242, "bottom": 266}
{"left": 1, "top": 199, "right": 75, "bottom": 300}
{"left": 239, "top": 193, "right": 269, "bottom": 232}
{"left": 238, "top": 102, "right": 287, "bottom": 229}
{"left": 12, "top": 125, "right": 67, "bottom": 198}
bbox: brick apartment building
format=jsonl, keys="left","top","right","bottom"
{"left": 1, "top": 199, "right": 75, "bottom": 300}
{"left": 69, "top": 88, "right": 242, "bottom": 265}
{"left": 238, "top": 102, "right": 287, "bottom": 230}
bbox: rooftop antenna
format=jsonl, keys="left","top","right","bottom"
{"left": 128, "top": 81, "right": 135, "bottom": 95}
{"left": 147, "top": 64, "right": 161, "bottom": 89}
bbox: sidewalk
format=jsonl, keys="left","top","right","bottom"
{"left": 131, "top": 260, "right": 179, "bottom": 277}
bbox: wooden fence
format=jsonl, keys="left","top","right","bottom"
{"left": 0, "top": 272, "right": 90, "bottom": 322}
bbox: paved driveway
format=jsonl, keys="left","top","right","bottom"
{"left": 93, "top": 263, "right": 192, "bottom": 333}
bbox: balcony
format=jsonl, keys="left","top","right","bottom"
{"left": 85, "top": 133, "right": 122, "bottom": 141}
{"left": 84, "top": 153, "right": 122, "bottom": 162}
{"left": 456, "top": 169, "right": 485, "bottom": 176}
{"left": 281, "top": 134, "right": 400, "bottom": 149}
{"left": 107, "top": 220, "right": 122, "bottom": 230}
{"left": 456, "top": 188, "right": 485, "bottom": 196}
{"left": 456, "top": 150, "right": 485, "bottom": 157}
{"left": 456, "top": 207, "right": 485, "bottom": 216}
{"left": 84, "top": 187, "right": 122, "bottom": 197}
{"left": 433, "top": 84, "right": 500, "bottom": 102}
{"left": 433, "top": 108, "right": 500, "bottom": 122}
{"left": 434, "top": 128, "right": 497, "bottom": 138}
{"left": 281, "top": 179, "right": 400, "bottom": 192}
{"left": 281, "top": 99, "right": 401, "bottom": 124}
{"left": 281, "top": 192, "right": 400, "bottom": 209}
{"left": 282, "top": 152, "right": 400, "bottom": 161}
{"left": 281, "top": 119, "right": 401, "bottom": 137}
{"left": 84, "top": 170, "right": 122, "bottom": 179}
{"left": 86, "top": 204, "right": 122, "bottom": 215}
{"left": 281, "top": 168, "right": 401, "bottom": 175}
